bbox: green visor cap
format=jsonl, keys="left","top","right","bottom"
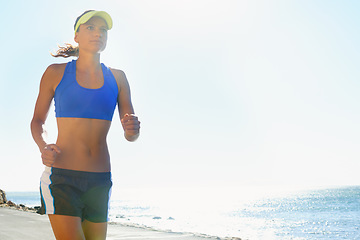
{"left": 74, "top": 10, "right": 113, "bottom": 34}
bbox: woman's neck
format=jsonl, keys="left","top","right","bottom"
{"left": 76, "top": 52, "right": 101, "bottom": 71}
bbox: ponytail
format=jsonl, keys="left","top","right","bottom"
{"left": 51, "top": 43, "right": 79, "bottom": 58}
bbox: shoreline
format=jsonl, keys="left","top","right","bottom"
{"left": 0, "top": 189, "right": 241, "bottom": 240}
{"left": 0, "top": 207, "right": 241, "bottom": 240}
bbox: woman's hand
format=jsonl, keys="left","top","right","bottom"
{"left": 41, "top": 144, "right": 61, "bottom": 167}
{"left": 121, "top": 113, "right": 140, "bottom": 142}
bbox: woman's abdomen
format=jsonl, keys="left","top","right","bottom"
{"left": 54, "top": 118, "right": 112, "bottom": 172}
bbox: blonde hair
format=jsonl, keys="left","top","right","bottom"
{"left": 51, "top": 43, "right": 79, "bottom": 58}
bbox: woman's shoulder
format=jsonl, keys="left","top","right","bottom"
{"left": 41, "top": 63, "right": 69, "bottom": 88}
{"left": 45, "top": 63, "right": 68, "bottom": 74}
{"left": 108, "top": 67, "right": 129, "bottom": 93}
{"left": 109, "top": 67, "right": 125, "bottom": 77}
{"left": 109, "top": 67, "right": 127, "bottom": 83}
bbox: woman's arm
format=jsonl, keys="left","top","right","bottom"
{"left": 31, "top": 64, "right": 63, "bottom": 165}
{"left": 111, "top": 69, "right": 140, "bottom": 142}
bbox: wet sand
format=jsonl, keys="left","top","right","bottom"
{"left": 0, "top": 207, "right": 220, "bottom": 240}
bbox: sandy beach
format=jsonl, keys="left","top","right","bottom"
{"left": 0, "top": 207, "right": 223, "bottom": 240}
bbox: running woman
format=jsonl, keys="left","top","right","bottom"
{"left": 31, "top": 10, "right": 140, "bottom": 240}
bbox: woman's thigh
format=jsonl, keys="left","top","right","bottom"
{"left": 82, "top": 219, "right": 107, "bottom": 240}
{"left": 48, "top": 214, "right": 85, "bottom": 240}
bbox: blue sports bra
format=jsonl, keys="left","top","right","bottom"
{"left": 54, "top": 60, "right": 119, "bottom": 121}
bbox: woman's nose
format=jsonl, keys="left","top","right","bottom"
{"left": 94, "top": 29, "right": 103, "bottom": 37}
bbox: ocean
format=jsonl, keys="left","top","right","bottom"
{"left": 5, "top": 185, "right": 360, "bottom": 240}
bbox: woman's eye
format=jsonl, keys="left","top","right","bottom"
{"left": 87, "top": 26, "right": 94, "bottom": 30}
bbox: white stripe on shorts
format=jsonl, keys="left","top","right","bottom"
{"left": 40, "top": 166, "right": 55, "bottom": 214}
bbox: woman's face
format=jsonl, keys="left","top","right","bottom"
{"left": 75, "top": 16, "right": 108, "bottom": 53}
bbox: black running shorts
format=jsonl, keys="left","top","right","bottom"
{"left": 39, "top": 167, "right": 112, "bottom": 223}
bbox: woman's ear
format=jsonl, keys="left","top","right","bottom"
{"left": 74, "top": 32, "right": 79, "bottom": 43}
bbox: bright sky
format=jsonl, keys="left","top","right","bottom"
{"left": 1, "top": 0, "right": 359, "bottom": 191}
